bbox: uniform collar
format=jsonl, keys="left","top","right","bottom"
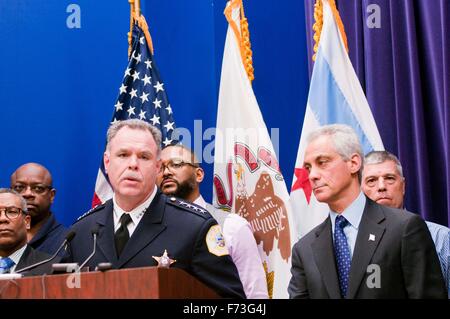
{"left": 112, "top": 187, "right": 157, "bottom": 224}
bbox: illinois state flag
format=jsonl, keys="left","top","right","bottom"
{"left": 213, "top": 0, "right": 296, "bottom": 299}
{"left": 290, "top": 0, "right": 384, "bottom": 239}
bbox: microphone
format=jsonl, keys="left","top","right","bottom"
{"left": 14, "top": 231, "right": 76, "bottom": 274}
{"left": 78, "top": 226, "right": 99, "bottom": 271}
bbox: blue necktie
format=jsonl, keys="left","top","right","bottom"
{"left": 0, "top": 257, "right": 15, "bottom": 274}
{"left": 334, "top": 215, "right": 351, "bottom": 298}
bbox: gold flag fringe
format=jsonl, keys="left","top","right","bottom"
{"left": 312, "top": 0, "right": 348, "bottom": 61}
{"left": 224, "top": 0, "right": 255, "bottom": 82}
{"left": 128, "top": 0, "right": 154, "bottom": 58}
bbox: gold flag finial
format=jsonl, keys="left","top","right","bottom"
{"left": 224, "top": 0, "right": 254, "bottom": 83}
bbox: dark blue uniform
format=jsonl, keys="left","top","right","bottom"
{"left": 66, "top": 190, "right": 245, "bottom": 298}
{"left": 29, "top": 213, "right": 68, "bottom": 256}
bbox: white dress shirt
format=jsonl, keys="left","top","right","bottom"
{"left": 112, "top": 187, "right": 157, "bottom": 237}
{"left": 329, "top": 191, "right": 366, "bottom": 258}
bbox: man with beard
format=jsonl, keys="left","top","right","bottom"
{"left": 156, "top": 144, "right": 268, "bottom": 299}
{"left": 10, "top": 163, "right": 68, "bottom": 255}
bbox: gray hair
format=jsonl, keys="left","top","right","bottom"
{"left": 307, "top": 124, "right": 363, "bottom": 179}
{"left": 106, "top": 119, "right": 162, "bottom": 155}
{"left": 307, "top": 124, "right": 363, "bottom": 160}
{"left": 0, "top": 188, "right": 28, "bottom": 213}
{"left": 364, "top": 150, "right": 403, "bottom": 177}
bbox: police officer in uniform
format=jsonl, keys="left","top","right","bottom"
{"left": 66, "top": 119, "right": 245, "bottom": 298}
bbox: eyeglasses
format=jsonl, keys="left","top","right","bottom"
{"left": 160, "top": 159, "right": 199, "bottom": 173}
{"left": 12, "top": 184, "right": 53, "bottom": 195}
{"left": 0, "top": 207, "right": 24, "bottom": 220}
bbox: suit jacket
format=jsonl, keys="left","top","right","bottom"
{"left": 66, "top": 190, "right": 245, "bottom": 298}
{"left": 288, "top": 198, "right": 447, "bottom": 299}
{"left": 15, "top": 245, "right": 61, "bottom": 276}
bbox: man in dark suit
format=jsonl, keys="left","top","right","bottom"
{"left": 0, "top": 188, "right": 57, "bottom": 276}
{"left": 66, "top": 119, "right": 245, "bottom": 298}
{"left": 288, "top": 124, "right": 446, "bottom": 299}
{"left": 10, "top": 163, "right": 68, "bottom": 256}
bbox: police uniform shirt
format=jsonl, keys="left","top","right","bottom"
{"left": 112, "top": 187, "right": 157, "bottom": 237}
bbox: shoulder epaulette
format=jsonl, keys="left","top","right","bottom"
{"left": 73, "top": 203, "right": 106, "bottom": 224}
{"left": 166, "top": 196, "right": 211, "bottom": 219}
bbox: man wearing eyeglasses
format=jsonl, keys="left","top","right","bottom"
{"left": 0, "top": 188, "right": 58, "bottom": 275}
{"left": 10, "top": 163, "right": 68, "bottom": 256}
{"left": 362, "top": 150, "right": 450, "bottom": 297}
{"left": 156, "top": 145, "right": 269, "bottom": 299}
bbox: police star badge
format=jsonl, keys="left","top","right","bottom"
{"left": 206, "top": 225, "right": 229, "bottom": 256}
{"left": 152, "top": 249, "right": 176, "bottom": 268}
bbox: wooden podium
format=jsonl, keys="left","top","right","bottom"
{"left": 0, "top": 267, "right": 219, "bottom": 299}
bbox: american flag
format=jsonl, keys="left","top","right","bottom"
{"left": 92, "top": 23, "right": 177, "bottom": 206}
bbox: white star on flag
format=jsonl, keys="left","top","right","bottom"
{"left": 150, "top": 114, "right": 160, "bottom": 125}
{"left": 114, "top": 101, "right": 123, "bottom": 112}
{"left": 119, "top": 84, "right": 127, "bottom": 94}
{"left": 162, "top": 137, "right": 172, "bottom": 146}
{"left": 140, "top": 92, "right": 149, "bottom": 103}
{"left": 129, "top": 88, "right": 138, "bottom": 99}
{"left": 153, "top": 81, "right": 164, "bottom": 92}
{"left": 127, "top": 106, "right": 136, "bottom": 116}
{"left": 163, "top": 121, "right": 175, "bottom": 132}
{"left": 144, "top": 59, "right": 152, "bottom": 69}
{"left": 153, "top": 98, "right": 162, "bottom": 108}
{"left": 142, "top": 74, "right": 151, "bottom": 86}
{"left": 132, "top": 71, "right": 140, "bottom": 82}
{"left": 139, "top": 110, "right": 146, "bottom": 120}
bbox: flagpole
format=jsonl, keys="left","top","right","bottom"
{"left": 128, "top": 0, "right": 135, "bottom": 57}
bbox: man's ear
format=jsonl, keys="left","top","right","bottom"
{"left": 195, "top": 167, "right": 205, "bottom": 183}
{"left": 24, "top": 214, "right": 31, "bottom": 230}
{"left": 402, "top": 177, "right": 406, "bottom": 196}
{"left": 49, "top": 188, "right": 56, "bottom": 204}
{"left": 103, "top": 151, "right": 110, "bottom": 175}
{"left": 348, "top": 153, "right": 362, "bottom": 175}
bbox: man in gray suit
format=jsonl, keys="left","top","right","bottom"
{"left": 288, "top": 124, "right": 446, "bottom": 299}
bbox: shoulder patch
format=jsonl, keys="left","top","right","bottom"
{"left": 206, "top": 225, "right": 229, "bottom": 256}
{"left": 73, "top": 203, "right": 106, "bottom": 224}
{"left": 166, "top": 197, "right": 211, "bottom": 219}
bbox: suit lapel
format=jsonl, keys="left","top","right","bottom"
{"left": 95, "top": 200, "right": 119, "bottom": 264}
{"left": 116, "top": 192, "right": 167, "bottom": 268}
{"left": 15, "top": 245, "right": 34, "bottom": 270}
{"left": 347, "top": 199, "right": 385, "bottom": 298}
{"left": 311, "top": 218, "right": 342, "bottom": 299}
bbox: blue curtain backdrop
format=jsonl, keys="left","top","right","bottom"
{"left": 305, "top": 0, "right": 449, "bottom": 226}
{"left": 0, "top": 0, "right": 309, "bottom": 226}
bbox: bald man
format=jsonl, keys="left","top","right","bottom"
{"left": 10, "top": 163, "right": 68, "bottom": 255}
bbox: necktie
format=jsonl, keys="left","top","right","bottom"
{"left": 115, "top": 213, "right": 132, "bottom": 257}
{"left": 0, "top": 257, "right": 15, "bottom": 274}
{"left": 334, "top": 215, "right": 351, "bottom": 298}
